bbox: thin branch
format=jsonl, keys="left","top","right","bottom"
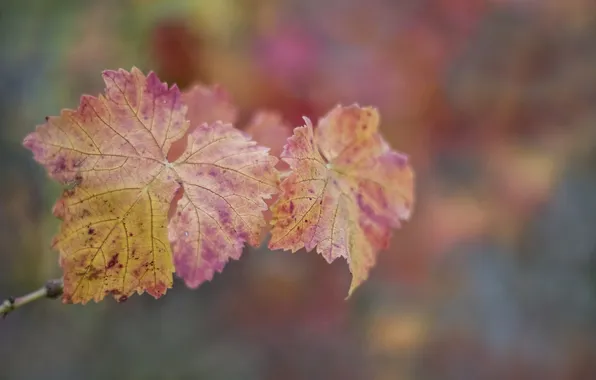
{"left": 0, "top": 279, "right": 63, "bottom": 318}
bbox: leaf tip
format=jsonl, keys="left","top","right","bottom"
{"left": 22, "top": 131, "right": 38, "bottom": 152}
{"left": 346, "top": 275, "right": 365, "bottom": 300}
{"left": 100, "top": 68, "right": 120, "bottom": 81}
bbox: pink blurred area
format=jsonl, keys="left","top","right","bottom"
{"left": 1, "top": 0, "right": 596, "bottom": 379}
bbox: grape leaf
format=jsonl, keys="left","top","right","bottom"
{"left": 269, "top": 105, "right": 414, "bottom": 296}
{"left": 171, "top": 84, "right": 279, "bottom": 287}
{"left": 23, "top": 68, "right": 279, "bottom": 303}
{"left": 244, "top": 111, "right": 292, "bottom": 169}
{"left": 168, "top": 121, "right": 279, "bottom": 288}
{"left": 182, "top": 84, "right": 238, "bottom": 127}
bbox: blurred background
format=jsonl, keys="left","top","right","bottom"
{"left": 2, "top": 0, "right": 596, "bottom": 379}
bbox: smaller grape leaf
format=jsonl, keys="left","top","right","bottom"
{"left": 182, "top": 84, "right": 238, "bottom": 127}
{"left": 168, "top": 121, "right": 279, "bottom": 288}
{"left": 244, "top": 111, "right": 292, "bottom": 163}
{"left": 172, "top": 85, "right": 279, "bottom": 288}
{"left": 269, "top": 105, "right": 414, "bottom": 296}
{"left": 23, "top": 68, "right": 279, "bottom": 304}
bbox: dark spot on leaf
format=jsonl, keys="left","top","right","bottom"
{"left": 88, "top": 228, "right": 95, "bottom": 235}
{"left": 128, "top": 232, "right": 133, "bottom": 237}
{"left": 118, "top": 295, "right": 128, "bottom": 303}
{"left": 107, "top": 254, "right": 119, "bottom": 269}
{"left": 87, "top": 267, "right": 103, "bottom": 280}
{"left": 289, "top": 201, "right": 295, "bottom": 213}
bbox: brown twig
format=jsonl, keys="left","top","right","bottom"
{"left": 0, "top": 279, "right": 63, "bottom": 318}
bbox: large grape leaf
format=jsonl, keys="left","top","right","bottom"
{"left": 23, "top": 68, "right": 279, "bottom": 304}
{"left": 269, "top": 105, "right": 414, "bottom": 296}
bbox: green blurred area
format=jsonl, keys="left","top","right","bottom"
{"left": 2, "top": 0, "right": 596, "bottom": 379}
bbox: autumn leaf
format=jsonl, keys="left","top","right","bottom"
{"left": 168, "top": 121, "right": 279, "bottom": 288}
{"left": 23, "top": 68, "right": 278, "bottom": 304}
{"left": 269, "top": 105, "right": 414, "bottom": 296}
{"left": 244, "top": 110, "right": 292, "bottom": 166}
{"left": 182, "top": 84, "right": 238, "bottom": 127}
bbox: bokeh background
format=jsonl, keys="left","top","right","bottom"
{"left": 2, "top": 0, "right": 596, "bottom": 379}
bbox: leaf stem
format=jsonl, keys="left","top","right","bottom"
{"left": 0, "top": 279, "right": 63, "bottom": 318}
